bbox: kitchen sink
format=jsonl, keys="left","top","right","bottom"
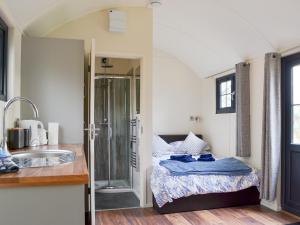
{"left": 11, "top": 149, "right": 76, "bottom": 168}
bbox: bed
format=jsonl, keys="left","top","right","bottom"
{"left": 151, "top": 134, "right": 260, "bottom": 214}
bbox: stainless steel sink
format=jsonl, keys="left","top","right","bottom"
{"left": 11, "top": 150, "right": 76, "bottom": 168}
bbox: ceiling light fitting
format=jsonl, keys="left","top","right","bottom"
{"left": 148, "top": 0, "right": 162, "bottom": 8}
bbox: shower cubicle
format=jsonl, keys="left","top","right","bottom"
{"left": 94, "top": 77, "right": 131, "bottom": 189}
{"left": 93, "top": 61, "right": 141, "bottom": 193}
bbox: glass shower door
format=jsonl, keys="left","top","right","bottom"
{"left": 94, "top": 78, "right": 109, "bottom": 188}
{"left": 94, "top": 77, "right": 131, "bottom": 189}
{"left": 109, "top": 78, "right": 131, "bottom": 188}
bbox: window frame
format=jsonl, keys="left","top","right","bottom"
{"left": 0, "top": 16, "right": 8, "bottom": 101}
{"left": 216, "top": 73, "right": 236, "bottom": 114}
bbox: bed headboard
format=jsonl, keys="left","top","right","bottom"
{"left": 159, "top": 134, "right": 203, "bottom": 143}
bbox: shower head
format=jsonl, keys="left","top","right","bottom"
{"left": 101, "top": 58, "right": 113, "bottom": 68}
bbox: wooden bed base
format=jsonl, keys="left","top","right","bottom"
{"left": 153, "top": 186, "right": 260, "bottom": 214}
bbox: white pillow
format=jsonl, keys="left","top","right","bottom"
{"left": 152, "top": 134, "right": 173, "bottom": 157}
{"left": 179, "top": 132, "right": 208, "bottom": 155}
{"left": 169, "top": 141, "right": 185, "bottom": 153}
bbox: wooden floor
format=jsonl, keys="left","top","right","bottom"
{"left": 96, "top": 205, "right": 300, "bottom": 225}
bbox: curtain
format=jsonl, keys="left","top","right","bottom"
{"left": 261, "top": 52, "right": 281, "bottom": 201}
{"left": 236, "top": 62, "right": 251, "bottom": 157}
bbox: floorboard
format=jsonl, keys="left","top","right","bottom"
{"left": 96, "top": 205, "right": 300, "bottom": 225}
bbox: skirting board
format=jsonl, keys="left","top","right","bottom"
{"left": 144, "top": 202, "right": 153, "bottom": 208}
{"left": 261, "top": 199, "right": 281, "bottom": 211}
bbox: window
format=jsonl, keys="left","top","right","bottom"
{"left": 0, "top": 16, "right": 7, "bottom": 101}
{"left": 216, "top": 73, "right": 235, "bottom": 114}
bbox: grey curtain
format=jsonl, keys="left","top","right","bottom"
{"left": 236, "top": 62, "right": 251, "bottom": 157}
{"left": 261, "top": 52, "right": 281, "bottom": 201}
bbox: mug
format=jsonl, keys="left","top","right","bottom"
{"left": 19, "top": 120, "right": 44, "bottom": 147}
{"left": 7, "top": 128, "right": 25, "bottom": 149}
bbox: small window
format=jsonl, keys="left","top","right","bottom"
{"left": 0, "top": 16, "right": 8, "bottom": 101}
{"left": 216, "top": 74, "right": 235, "bottom": 114}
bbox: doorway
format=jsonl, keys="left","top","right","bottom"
{"left": 92, "top": 57, "right": 141, "bottom": 210}
{"left": 282, "top": 52, "right": 300, "bottom": 215}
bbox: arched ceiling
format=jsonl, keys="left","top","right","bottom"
{"left": 4, "top": 0, "right": 300, "bottom": 77}
{"left": 154, "top": 0, "right": 300, "bottom": 77}
{"left": 4, "top": 0, "right": 149, "bottom": 35}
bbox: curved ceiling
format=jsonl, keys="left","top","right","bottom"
{"left": 4, "top": 0, "right": 149, "bottom": 35}
{"left": 154, "top": 0, "right": 300, "bottom": 77}
{"left": 5, "top": 0, "right": 300, "bottom": 77}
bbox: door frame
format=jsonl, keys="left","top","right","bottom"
{"left": 281, "top": 52, "right": 300, "bottom": 215}
{"left": 91, "top": 51, "right": 146, "bottom": 207}
{"left": 88, "top": 39, "right": 96, "bottom": 225}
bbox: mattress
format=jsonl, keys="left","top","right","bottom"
{"left": 151, "top": 154, "right": 260, "bottom": 208}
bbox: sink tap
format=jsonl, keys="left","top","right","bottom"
{"left": 0, "top": 97, "right": 39, "bottom": 158}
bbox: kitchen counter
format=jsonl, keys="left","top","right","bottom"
{"left": 0, "top": 144, "right": 88, "bottom": 225}
{"left": 0, "top": 144, "right": 89, "bottom": 188}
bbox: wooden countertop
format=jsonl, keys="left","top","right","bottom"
{"left": 0, "top": 144, "right": 89, "bottom": 188}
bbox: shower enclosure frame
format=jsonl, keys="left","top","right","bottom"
{"left": 94, "top": 74, "right": 138, "bottom": 190}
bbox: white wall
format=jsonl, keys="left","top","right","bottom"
{"left": 198, "top": 57, "right": 264, "bottom": 169}
{"left": 21, "top": 37, "right": 84, "bottom": 144}
{"left": 0, "top": 2, "right": 22, "bottom": 139}
{"left": 95, "top": 57, "right": 139, "bottom": 75}
{"left": 153, "top": 49, "right": 203, "bottom": 135}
